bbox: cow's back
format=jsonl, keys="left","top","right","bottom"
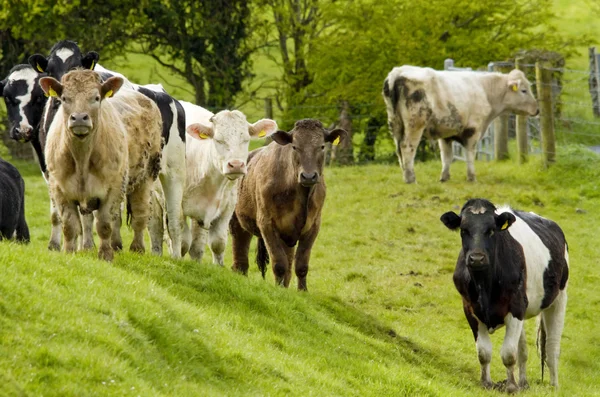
{"left": 499, "top": 207, "right": 569, "bottom": 318}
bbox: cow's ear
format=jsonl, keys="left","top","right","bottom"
{"left": 440, "top": 211, "right": 461, "bottom": 230}
{"left": 82, "top": 51, "right": 100, "bottom": 70}
{"left": 101, "top": 76, "right": 123, "bottom": 99}
{"left": 271, "top": 130, "right": 293, "bottom": 146}
{"left": 496, "top": 212, "right": 516, "bottom": 231}
{"left": 39, "top": 77, "right": 63, "bottom": 98}
{"left": 325, "top": 128, "right": 348, "bottom": 146}
{"left": 187, "top": 123, "right": 214, "bottom": 140}
{"left": 29, "top": 54, "right": 48, "bottom": 74}
{"left": 249, "top": 119, "right": 278, "bottom": 138}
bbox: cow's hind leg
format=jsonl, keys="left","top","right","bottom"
{"left": 518, "top": 325, "right": 529, "bottom": 389}
{"left": 500, "top": 314, "right": 524, "bottom": 393}
{"left": 48, "top": 199, "right": 62, "bottom": 251}
{"left": 230, "top": 212, "right": 252, "bottom": 275}
{"left": 542, "top": 289, "right": 567, "bottom": 387}
{"left": 398, "top": 126, "right": 425, "bottom": 184}
{"left": 189, "top": 219, "right": 209, "bottom": 263}
{"left": 208, "top": 214, "right": 229, "bottom": 267}
{"left": 465, "top": 140, "right": 478, "bottom": 182}
{"left": 148, "top": 186, "right": 165, "bottom": 256}
{"left": 127, "top": 182, "right": 152, "bottom": 254}
{"left": 160, "top": 172, "right": 184, "bottom": 259}
{"left": 295, "top": 222, "right": 320, "bottom": 291}
{"left": 439, "top": 138, "right": 453, "bottom": 182}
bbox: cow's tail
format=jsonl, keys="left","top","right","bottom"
{"left": 382, "top": 75, "right": 405, "bottom": 163}
{"left": 537, "top": 316, "right": 547, "bottom": 382}
{"left": 126, "top": 200, "right": 133, "bottom": 228}
{"left": 256, "top": 237, "right": 269, "bottom": 279}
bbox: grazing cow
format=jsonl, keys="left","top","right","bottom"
{"left": 40, "top": 70, "right": 162, "bottom": 261}
{"left": 0, "top": 157, "right": 30, "bottom": 242}
{"left": 440, "top": 198, "right": 568, "bottom": 392}
{"left": 30, "top": 40, "right": 187, "bottom": 259}
{"left": 162, "top": 100, "right": 278, "bottom": 263}
{"left": 230, "top": 119, "right": 346, "bottom": 291}
{"left": 382, "top": 66, "right": 539, "bottom": 183}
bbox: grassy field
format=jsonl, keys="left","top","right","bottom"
{"left": 1, "top": 144, "right": 599, "bottom": 396}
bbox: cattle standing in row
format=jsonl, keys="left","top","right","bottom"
{"left": 161, "top": 101, "right": 278, "bottom": 263}
{"left": 40, "top": 70, "right": 163, "bottom": 261}
{"left": 382, "top": 66, "right": 539, "bottom": 183}
{"left": 440, "top": 199, "right": 568, "bottom": 392}
{"left": 0, "top": 157, "right": 30, "bottom": 242}
{"left": 230, "top": 119, "right": 346, "bottom": 291}
{"left": 29, "top": 40, "right": 187, "bottom": 259}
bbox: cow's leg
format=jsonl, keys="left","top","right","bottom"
{"left": 501, "top": 314, "right": 524, "bottom": 393}
{"left": 541, "top": 289, "right": 567, "bottom": 387}
{"left": 59, "top": 201, "right": 81, "bottom": 254}
{"left": 295, "top": 222, "right": 320, "bottom": 291}
{"left": 439, "top": 138, "right": 453, "bottom": 182}
{"left": 259, "top": 225, "right": 290, "bottom": 287}
{"left": 181, "top": 218, "right": 191, "bottom": 257}
{"left": 189, "top": 220, "right": 209, "bottom": 263}
{"left": 518, "top": 325, "right": 529, "bottom": 389}
{"left": 475, "top": 322, "right": 493, "bottom": 388}
{"left": 110, "top": 205, "right": 123, "bottom": 251}
{"left": 160, "top": 172, "right": 184, "bottom": 259}
{"left": 465, "top": 140, "right": 478, "bottom": 182}
{"left": 398, "top": 127, "right": 425, "bottom": 184}
{"left": 80, "top": 213, "right": 95, "bottom": 250}
{"left": 127, "top": 182, "right": 153, "bottom": 254}
{"left": 230, "top": 212, "right": 252, "bottom": 275}
{"left": 95, "top": 201, "right": 118, "bottom": 262}
{"left": 48, "top": 199, "right": 62, "bottom": 251}
{"left": 209, "top": 214, "right": 229, "bottom": 267}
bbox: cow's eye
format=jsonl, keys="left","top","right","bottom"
{"left": 292, "top": 146, "right": 297, "bottom": 151}
{"left": 321, "top": 145, "right": 325, "bottom": 150}
{"left": 460, "top": 229, "right": 470, "bottom": 237}
{"left": 95, "top": 95, "right": 100, "bottom": 102}
{"left": 486, "top": 228, "right": 494, "bottom": 237}
{"left": 521, "top": 89, "right": 527, "bottom": 94}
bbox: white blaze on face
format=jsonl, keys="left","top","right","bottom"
{"left": 210, "top": 110, "right": 251, "bottom": 175}
{"left": 55, "top": 48, "right": 75, "bottom": 62}
{"left": 9, "top": 68, "right": 39, "bottom": 130}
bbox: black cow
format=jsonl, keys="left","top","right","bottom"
{"left": 441, "top": 198, "right": 568, "bottom": 393}
{"left": 0, "top": 157, "right": 29, "bottom": 242}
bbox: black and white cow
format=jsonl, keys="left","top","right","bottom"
{"left": 0, "top": 157, "right": 29, "bottom": 242}
{"left": 441, "top": 198, "right": 568, "bottom": 393}
{"left": 29, "top": 40, "right": 187, "bottom": 258}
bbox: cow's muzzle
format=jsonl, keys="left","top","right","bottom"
{"left": 299, "top": 171, "right": 319, "bottom": 187}
{"left": 10, "top": 125, "right": 33, "bottom": 143}
{"left": 224, "top": 160, "right": 246, "bottom": 180}
{"left": 467, "top": 251, "right": 488, "bottom": 270}
{"left": 68, "top": 113, "right": 93, "bottom": 137}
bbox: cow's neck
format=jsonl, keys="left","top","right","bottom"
{"left": 479, "top": 73, "right": 510, "bottom": 120}
{"left": 66, "top": 129, "right": 98, "bottom": 177}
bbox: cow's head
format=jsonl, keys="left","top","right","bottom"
{"left": 29, "top": 40, "right": 99, "bottom": 82}
{"left": 504, "top": 69, "right": 538, "bottom": 117}
{"left": 39, "top": 70, "right": 123, "bottom": 139}
{"left": 271, "top": 119, "right": 347, "bottom": 187}
{"left": 186, "top": 110, "right": 278, "bottom": 179}
{"left": 0, "top": 65, "right": 47, "bottom": 142}
{"left": 441, "top": 199, "right": 516, "bottom": 273}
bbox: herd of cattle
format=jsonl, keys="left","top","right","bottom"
{"left": 0, "top": 40, "right": 568, "bottom": 393}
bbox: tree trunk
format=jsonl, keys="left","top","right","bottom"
{"left": 330, "top": 101, "right": 353, "bottom": 165}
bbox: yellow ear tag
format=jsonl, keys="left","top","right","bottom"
{"left": 512, "top": 85, "right": 518, "bottom": 92}
{"left": 104, "top": 89, "right": 113, "bottom": 99}
{"left": 199, "top": 132, "right": 210, "bottom": 139}
{"left": 501, "top": 221, "right": 509, "bottom": 230}
{"left": 36, "top": 63, "right": 44, "bottom": 73}
{"left": 332, "top": 136, "right": 340, "bottom": 146}
{"left": 48, "top": 87, "right": 57, "bottom": 97}
{"left": 90, "top": 60, "right": 95, "bottom": 70}
{"left": 258, "top": 130, "right": 267, "bottom": 138}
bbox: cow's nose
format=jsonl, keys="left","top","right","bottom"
{"left": 70, "top": 113, "right": 90, "bottom": 124}
{"left": 17, "top": 125, "right": 33, "bottom": 140}
{"left": 300, "top": 172, "right": 319, "bottom": 186}
{"left": 468, "top": 252, "right": 486, "bottom": 267}
{"left": 227, "top": 160, "right": 246, "bottom": 173}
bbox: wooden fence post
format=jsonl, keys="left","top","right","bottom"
{"left": 589, "top": 47, "right": 600, "bottom": 118}
{"left": 515, "top": 58, "right": 528, "bottom": 164}
{"left": 536, "top": 61, "right": 555, "bottom": 167}
{"left": 493, "top": 63, "right": 511, "bottom": 160}
{"left": 264, "top": 98, "right": 273, "bottom": 119}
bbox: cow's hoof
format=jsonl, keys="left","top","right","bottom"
{"left": 82, "top": 240, "right": 95, "bottom": 250}
{"left": 481, "top": 380, "right": 494, "bottom": 390}
{"left": 519, "top": 379, "right": 529, "bottom": 390}
{"left": 112, "top": 241, "right": 123, "bottom": 251}
{"left": 467, "top": 175, "right": 477, "bottom": 182}
{"left": 439, "top": 175, "right": 450, "bottom": 182}
{"left": 506, "top": 383, "right": 519, "bottom": 394}
{"left": 130, "top": 242, "right": 145, "bottom": 254}
{"left": 98, "top": 247, "right": 114, "bottom": 262}
{"left": 48, "top": 241, "right": 61, "bottom": 251}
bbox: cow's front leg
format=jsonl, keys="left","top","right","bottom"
{"left": 160, "top": 172, "right": 185, "bottom": 259}
{"left": 465, "top": 140, "right": 478, "bottom": 182}
{"left": 48, "top": 199, "right": 62, "bottom": 251}
{"left": 501, "top": 314, "right": 524, "bottom": 393}
{"left": 399, "top": 127, "right": 425, "bottom": 184}
{"left": 127, "top": 181, "right": 153, "bottom": 254}
{"left": 58, "top": 200, "right": 81, "bottom": 254}
{"left": 209, "top": 214, "right": 230, "bottom": 266}
{"left": 438, "top": 138, "right": 453, "bottom": 182}
{"left": 189, "top": 219, "right": 209, "bottom": 263}
{"left": 148, "top": 186, "right": 165, "bottom": 256}
{"left": 230, "top": 212, "right": 252, "bottom": 275}
{"left": 110, "top": 205, "right": 123, "bottom": 252}
{"left": 541, "top": 289, "right": 567, "bottom": 388}
{"left": 518, "top": 325, "right": 529, "bottom": 389}
{"left": 95, "top": 200, "right": 118, "bottom": 262}
{"left": 80, "top": 213, "right": 95, "bottom": 250}
{"left": 259, "top": 224, "right": 290, "bottom": 287}
{"left": 295, "top": 222, "right": 320, "bottom": 291}
{"left": 475, "top": 322, "right": 493, "bottom": 389}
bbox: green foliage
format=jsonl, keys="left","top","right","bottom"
{"left": 1, "top": 146, "right": 600, "bottom": 395}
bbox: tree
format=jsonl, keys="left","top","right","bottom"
{"left": 131, "top": 0, "right": 252, "bottom": 108}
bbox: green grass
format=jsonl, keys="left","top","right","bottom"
{"left": 1, "top": 145, "right": 600, "bottom": 396}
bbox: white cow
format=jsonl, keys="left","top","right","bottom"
{"left": 382, "top": 66, "right": 539, "bottom": 183}
{"left": 149, "top": 100, "right": 278, "bottom": 264}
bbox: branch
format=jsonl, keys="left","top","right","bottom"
{"left": 151, "top": 66, "right": 196, "bottom": 97}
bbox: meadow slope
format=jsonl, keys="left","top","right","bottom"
{"left": 1, "top": 146, "right": 599, "bottom": 396}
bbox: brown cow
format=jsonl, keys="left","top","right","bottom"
{"left": 40, "top": 69, "right": 162, "bottom": 261}
{"left": 230, "top": 119, "right": 346, "bottom": 290}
